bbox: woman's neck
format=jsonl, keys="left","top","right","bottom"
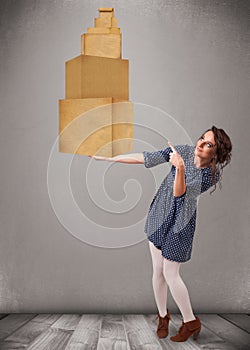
{"left": 193, "top": 154, "right": 211, "bottom": 169}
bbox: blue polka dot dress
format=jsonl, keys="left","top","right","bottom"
{"left": 143, "top": 144, "right": 219, "bottom": 263}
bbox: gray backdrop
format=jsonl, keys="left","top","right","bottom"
{"left": 0, "top": 0, "right": 249, "bottom": 313}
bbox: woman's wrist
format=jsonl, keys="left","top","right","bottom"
{"left": 176, "top": 164, "right": 185, "bottom": 171}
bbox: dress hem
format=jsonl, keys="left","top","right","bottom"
{"left": 147, "top": 238, "right": 191, "bottom": 263}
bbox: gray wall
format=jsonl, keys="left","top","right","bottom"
{"left": 0, "top": 0, "right": 249, "bottom": 313}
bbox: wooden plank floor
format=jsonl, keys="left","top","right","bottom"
{"left": 0, "top": 313, "right": 249, "bottom": 349}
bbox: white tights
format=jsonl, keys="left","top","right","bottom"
{"left": 149, "top": 241, "right": 196, "bottom": 323}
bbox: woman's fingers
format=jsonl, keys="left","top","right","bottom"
{"left": 91, "top": 155, "right": 107, "bottom": 160}
{"left": 168, "top": 142, "right": 185, "bottom": 168}
{"left": 168, "top": 141, "right": 177, "bottom": 154}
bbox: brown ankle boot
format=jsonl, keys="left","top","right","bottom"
{"left": 170, "top": 316, "right": 201, "bottom": 342}
{"left": 156, "top": 310, "right": 171, "bottom": 338}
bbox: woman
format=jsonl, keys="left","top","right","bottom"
{"left": 90, "top": 125, "right": 232, "bottom": 342}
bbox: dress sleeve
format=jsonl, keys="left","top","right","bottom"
{"left": 143, "top": 144, "right": 189, "bottom": 168}
{"left": 142, "top": 147, "right": 172, "bottom": 168}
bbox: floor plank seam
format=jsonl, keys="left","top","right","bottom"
{"left": 0, "top": 314, "right": 39, "bottom": 342}
{"left": 121, "top": 315, "right": 131, "bottom": 350}
{"left": 0, "top": 314, "right": 9, "bottom": 321}
{"left": 218, "top": 314, "right": 250, "bottom": 334}
{"left": 97, "top": 314, "right": 103, "bottom": 348}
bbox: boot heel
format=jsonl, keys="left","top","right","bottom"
{"left": 193, "top": 328, "right": 200, "bottom": 340}
{"left": 170, "top": 316, "right": 201, "bottom": 342}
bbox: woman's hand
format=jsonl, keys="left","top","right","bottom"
{"left": 168, "top": 142, "right": 185, "bottom": 169}
{"left": 88, "top": 155, "right": 112, "bottom": 161}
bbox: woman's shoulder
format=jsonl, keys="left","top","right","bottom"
{"left": 200, "top": 166, "right": 220, "bottom": 193}
{"left": 175, "top": 144, "right": 195, "bottom": 157}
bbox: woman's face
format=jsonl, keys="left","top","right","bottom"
{"left": 195, "top": 130, "right": 216, "bottom": 161}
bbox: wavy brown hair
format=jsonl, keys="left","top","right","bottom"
{"left": 199, "top": 126, "right": 232, "bottom": 193}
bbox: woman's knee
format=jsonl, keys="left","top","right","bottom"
{"left": 163, "top": 259, "right": 180, "bottom": 285}
{"left": 152, "top": 261, "right": 164, "bottom": 277}
{"left": 152, "top": 270, "right": 165, "bottom": 285}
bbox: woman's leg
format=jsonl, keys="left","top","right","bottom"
{"left": 148, "top": 241, "right": 168, "bottom": 317}
{"left": 163, "top": 258, "right": 196, "bottom": 323}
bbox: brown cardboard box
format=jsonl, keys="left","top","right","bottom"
{"left": 59, "top": 98, "right": 133, "bottom": 156}
{"left": 65, "top": 55, "right": 129, "bottom": 100}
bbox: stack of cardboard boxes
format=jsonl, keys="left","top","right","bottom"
{"left": 59, "top": 8, "right": 133, "bottom": 156}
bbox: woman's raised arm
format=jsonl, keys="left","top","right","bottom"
{"left": 89, "top": 153, "right": 145, "bottom": 164}
{"left": 168, "top": 142, "right": 186, "bottom": 197}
